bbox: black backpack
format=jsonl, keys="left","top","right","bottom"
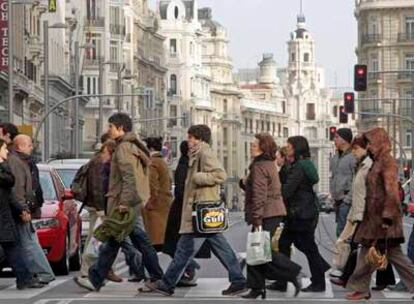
{"left": 70, "top": 162, "right": 90, "bottom": 203}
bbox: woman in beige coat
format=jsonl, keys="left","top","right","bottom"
{"left": 142, "top": 137, "right": 172, "bottom": 251}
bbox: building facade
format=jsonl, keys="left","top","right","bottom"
{"left": 355, "top": 0, "right": 414, "bottom": 169}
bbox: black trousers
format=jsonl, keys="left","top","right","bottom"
{"left": 247, "top": 217, "right": 302, "bottom": 289}
{"left": 278, "top": 220, "right": 329, "bottom": 288}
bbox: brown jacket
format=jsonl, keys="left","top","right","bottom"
{"left": 8, "top": 151, "right": 32, "bottom": 211}
{"left": 106, "top": 132, "right": 151, "bottom": 215}
{"left": 142, "top": 152, "right": 173, "bottom": 246}
{"left": 243, "top": 154, "right": 286, "bottom": 226}
{"left": 179, "top": 142, "right": 226, "bottom": 234}
{"left": 354, "top": 128, "right": 404, "bottom": 247}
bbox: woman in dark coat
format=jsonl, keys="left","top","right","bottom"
{"left": 277, "top": 136, "right": 330, "bottom": 293}
{"left": 346, "top": 128, "right": 414, "bottom": 301}
{"left": 0, "top": 139, "right": 42, "bottom": 289}
{"left": 162, "top": 141, "right": 205, "bottom": 285}
{"left": 240, "top": 134, "right": 302, "bottom": 299}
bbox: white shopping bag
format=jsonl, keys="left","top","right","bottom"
{"left": 333, "top": 240, "right": 351, "bottom": 271}
{"left": 84, "top": 217, "right": 103, "bottom": 259}
{"left": 246, "top": 227, "right": 272, "bottom": 266}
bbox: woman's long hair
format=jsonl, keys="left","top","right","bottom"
{"left": 254, "top": 133, "right": 278, "bottom": 161}
{"left": 287, "top": 136, "right": 311, "bottom": 161}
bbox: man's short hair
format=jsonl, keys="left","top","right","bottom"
{"left": 187, "top": 125, "right": 211, "bottom": 144}
{"left": 108, "top": 113, "right": 132, "bottom": 133}
{"left": 0, "top": 123, "right": 19, "bottom": 141}
{"left": 145, "top": 137, "right": 163, "bottom": 152}
{"left": 100, "top": 133, "right": 110, "bottom": 144}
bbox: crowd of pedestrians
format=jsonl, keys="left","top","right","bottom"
{"left": 1, "top": 115, "right": 414, "bottom": 301}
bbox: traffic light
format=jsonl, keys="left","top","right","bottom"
{"left": 329, "top": 126, "right": 337, "bottom": 141}
{"left": 344, "top": 92, "right": 355, "bottom": 114}
{"left": 404, "top": 167, "right": 410, "bottom": 179}
{"left": 339, "top": 106, "right": 348, "bottom": 124}
{"left": 354, "top": 64, "right": 367, "bottom": 91}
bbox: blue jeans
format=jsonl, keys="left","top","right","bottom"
{"left": 89, "top": 224, "right": 163, "bottom": 289}
{"left": 160, "top": 233, "right": 246, "bottom": 292}
{"left": 2, "top": 242, "right": 33, "bottom": 285}
{"left": 335, "top": 202, "right": 351, "bottom": 237}
{"left": 122, "top": 237, "right": 144, "bottom": 278}
{"left": 17, "top": 223, "right": 55, "bottom": 282}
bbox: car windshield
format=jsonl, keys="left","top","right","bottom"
{"left": 56, "top": 169, "right": 77, "bottom": 189}
{"left": 39, "top": 171, "right": 58, "bottom": 200}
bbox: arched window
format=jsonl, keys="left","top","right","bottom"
{"left": 174, "top": 6, "right": 179, "bottom": 19}
{"left": 170, "top": 74, "right": 177, "bottom": 95}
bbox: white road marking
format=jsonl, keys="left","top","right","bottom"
{"left": 0, "top": 279, "right": 67, "bottom": 299}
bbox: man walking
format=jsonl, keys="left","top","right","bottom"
{"left": 146, "top": 125, "right": 247, "bottom": 296}
{"left": 330, "top": 128, "right": 356, "bottom": 237}
{"left": 74, "top": 113, "right": 163, "bottom": 291}
{"left": 9, "top": 134, "right": 55, "bottom": 284}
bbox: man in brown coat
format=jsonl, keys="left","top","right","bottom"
{"left": 346, "top": 128, "right": 414, "bottom": 300}
{"left": 74, "top": 113, "right": 163, "bottom": 292}
{"left": 146, "top": 125, "right": 246, "bottom": 296}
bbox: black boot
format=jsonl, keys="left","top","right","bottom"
{"left": 291, "top": 276, "right": 302, "bottom": 297}
{"left": 241, "top": 289, "right": 266, "bottom": 299}
{"left": 266, "top": 281, "right": 287, "bottom": 292}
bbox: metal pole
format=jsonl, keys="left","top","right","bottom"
{"left": 117, "top": 67, "right": 121, "bottom": 112}
{"left": 393, "top": 100, "right": 397, "bottom": 157}
{"left": 7, "top": 0, "right": 13, "bottom": 123}
{"left": 411, "top": 97, "right": 414, "bottom": 178}
{"left": 131, "top": 84, "right": 135, "bottom": 130}
{"left": 74, "top": 41, "right": 80, "bottom": 158}
{"left": 98, "top": 59, "right": 104, "bottom": 137}
{"left": 43, "top": 20, "right": 49, "bottom": 162}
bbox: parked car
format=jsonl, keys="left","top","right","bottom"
{"left": 49, "top": 161, "right": 90, "bottom": 246}
{"left": 34, "top": 164, "right": 82, "bottom": 275}
{"left": 408, "top": 201, "right": 414, "bottom": 217}
{"left": 316, "top": 192, "right": 335, "bottom": 214}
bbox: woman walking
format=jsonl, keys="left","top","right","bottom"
{"left": 277, "top": 136, "right": 330, "bottom": 292}
{"left": 346, "top": 128, "right": 414, "bottom": 301}
{"left": 241, "top": 133, "right": 302, "bottom": 299}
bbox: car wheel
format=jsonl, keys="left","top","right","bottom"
{"left": 52, "top": 232, "right": 70, "bottom": 275}
{"left": 69, "top": 235, "right": 82, "bottom": 271}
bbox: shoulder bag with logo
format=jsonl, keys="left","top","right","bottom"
{"left": 192, "top": 159, "right": 229, "bottom": 234}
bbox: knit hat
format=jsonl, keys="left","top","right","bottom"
{"left": 336, "top": 128, "right": 353, "bottom": 144}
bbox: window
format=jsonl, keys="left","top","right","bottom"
{"left": 371, "top": 54, "right": 379, "bottom": 72}
{"left": 170, "top": 39, "right": 177, "bottom": 56}
{"left": 406, "top": 130, "right": 412, "bottom": 147}
{"left": 223, "top": 128, "right": 228, "bottom": 146}
{"left": 87, "top": 0, "right": 101, "bottom": 19}
{"left": 256, "top": 120, "right": 259, "bottom": 133}
{"left": 261, "top": 120, "right": 264, "bottom": 131}
{"left": 267, "top": 121, "right": 270, "bottom": 132}
{"left": 174, "top": 6, "right": 179, "bottom": 19}
{"left": 244, "top": 118, "right": 248, "bottom": 133}
{"left": 278, "top": 123, "right": 281, "bottom": 137}
{"left": 190, "top": 41, "right": 194, "bottom": 56}
{"left": 39, "top": 172, "right": 57, "bottom": 200}
{"left": 87, "top": 33, "right": 102, "bottom": 59}
{"left": 272, "top": 123, "right": 275, "bottom": 135}
{"left": 305, "top": 127, "right": 317, "bottom": 139}
{"left": 291, "top": 52, "right": 295, "bottom": 62}
{"left": 406, "top": 16, "right": 414, "bottom": 38}
{"left": 304, "top": 53, "right": 310, "bottom": 62}
{"left": 223, "top": 157, "right": 228, "bottom": 173}
{"left": 169, "top": 105, "right": 177, "bottom": 126}
{"left": 110, "top": 41, "right": 118, "bottom": 65}
{"left": 283, "top": 127, "right": 289, "bottom": 138}
{"left": 406, "top": 54, "right": 414, "bottom": 70}
{"left": 85, "top": 76, "right": 98, "bottom": 94}
{"left": 282, "top": 101, "right": 286, "bottom": 114}
{"left": 306, "top": 103, "right": 316, "bottom": 120}
{"left": 333, "top": 105, "right": 338, "bottom": 117}
{"left": 249, "top": 119, "right": 253, "bottom": 133}
{"left": 245, "top": 142, "right": 248, "bottom": 157}
{"left": 223, "top": 99, "right": 228, "bottom": 113}
{"left": 170, "top": 74, "right": 177, "bottom": 95}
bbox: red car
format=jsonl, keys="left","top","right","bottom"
{"left": 408, "top": 201, "right": 414, "bottom": 217}
{"left": 33, "top": 164, "right": 82, "bottom": 275}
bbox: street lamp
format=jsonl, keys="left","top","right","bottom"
{"left": 43, "top": 21, "right": 67, "bottom": 162}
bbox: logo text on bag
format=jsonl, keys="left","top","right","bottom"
{"left": 202, "top": 209, "right": 225, "bottom": 228}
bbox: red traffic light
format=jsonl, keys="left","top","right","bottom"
{"left": 329, "top": 126, "right": 337, "bottom": 141}
{"left": 354, "top": 64, "right": 367, "bottom": 91}
{"left": 339, "top": 106, "right": 348, "bottom": 123}
{"left": 344, "top": 92, "right": 355, "bottom": 113}
{"left": 357, "top": 68, "right": 365, "bottom": 76}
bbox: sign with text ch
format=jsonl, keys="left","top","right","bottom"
{"left": 48, "top": 0, "right": 57, "bottom": 12}
{"left": 0, "top": 0, "right": 8, "bottom": 71}
{"left": 354, "top": 64, "right": 367, "bottom": 91}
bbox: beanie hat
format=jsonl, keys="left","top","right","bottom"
{"left": 336, "top": 128, "right": 353, "bottom": 144}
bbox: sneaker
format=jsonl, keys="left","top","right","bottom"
{"left": 16, "top": 279, "right": 45, "bottom": 290}
{"left": 145, "top": 280, "right": 174, "bottom": 296}
{"left": 221, "top": 282, "right": 248, "bottom": 296}
{"left": 106, "top": 270, "right": 123, "bottom": 283}
{"left": 73, "top": 277, "right": 98, "bottom": 292}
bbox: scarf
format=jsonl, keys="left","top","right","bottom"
{"left": 189, "top": 142, "right": 203, "bottom": 159}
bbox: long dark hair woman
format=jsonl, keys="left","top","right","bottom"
{"left": 276, "top": 136, "right": 330, "bottom": 292}
{"left": 240, "top": 133, "right": 302, "bottom": 299}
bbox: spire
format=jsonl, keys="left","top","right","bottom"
{"left": 297, "top": 0, "right": 306, "bottom": 27}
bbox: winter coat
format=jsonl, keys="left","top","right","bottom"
{"left": 347, "top": 156, "right": 373, "bottom": 224}
{"left": 85, "top": 154, "right": 108, "bottom": 211}
{"left": 354, "top": 128, "right": 405, "bottom": 247}
{"left": 106, "top": 132, "right": 151, "bottom": 215}
{"left": 180, "top": 142, "right": 227, "bottom": 234}
{"left": 142, "top": 152, "right": 173, "bottom": 246}
{"left": 243, "top": 154, "right": 286, "bottom": 226}
{"left": 0, "top": 162, "right": 24, "bottom": 243}
{"left": 282, "top": 159, "right": 319, "bottom": 231}
{"left": 330, "top": 149, "right": 357, "bottom": 204}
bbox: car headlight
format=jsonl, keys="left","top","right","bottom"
{"left": 32, "top": 218, "right": 60, "bottom": 230}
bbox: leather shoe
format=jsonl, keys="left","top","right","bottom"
{"left": 330, "top": 277, "right": 345, "bottom": 287}
{"left": 346, "top": 291, "right": 371, "bottom": 300}
{"left": 301, "top": 284, "right": 325, "bottom": 292}
{"left": 106, "top": 270, "right": 123, "bottom": 283}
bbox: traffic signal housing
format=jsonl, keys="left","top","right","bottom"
{"left": 354, "top": 64, "right": 367, "bottom": 91}
{"left": 344, "top": 92, "right": 355, "bottom": 114}
{"left": 339, "top": 106, "right": 348, "bottom": 124}
{"left": 404, "top": 167, "right": 410, "bottom": 179}
{"left": 329, "top": 126, "right": 337, "bottom": 141}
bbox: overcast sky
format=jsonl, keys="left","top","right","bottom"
{"left": 151, "top": 0, "right": 357, "bottom": 87}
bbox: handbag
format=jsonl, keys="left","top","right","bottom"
{"left": 246, "top": 226, "right": 272, "bottom": 266}
{"left": 191, "top": 160, "right": 229, "bottom": 234}
{"left": 365, "top": 235, "right": 388, "bottom": 271}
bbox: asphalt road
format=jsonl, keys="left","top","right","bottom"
{"left": 0, "top": 212, "right": 413, "bottom": 304}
